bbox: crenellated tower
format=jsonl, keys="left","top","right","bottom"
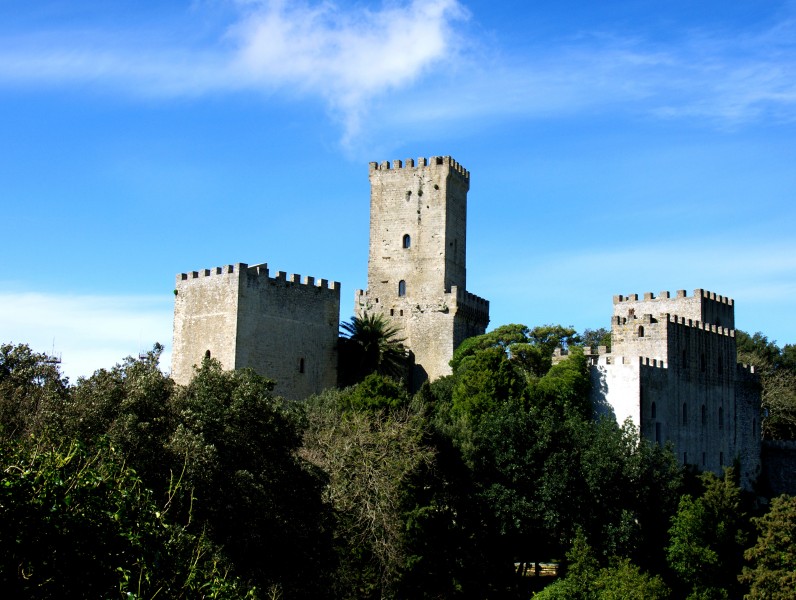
{"left": 172, "top": 262, "right": 340, "bottom": 400}
{"left": 581, "top": 288, "right": 761, "bottom": 489}
{"left": 355, "top": 157, "right": 489, "bottom": 387}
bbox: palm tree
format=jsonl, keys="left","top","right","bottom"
{"left": 339, "top": 312, "right": 408, "bottom": 383}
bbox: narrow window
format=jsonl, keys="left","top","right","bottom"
{"left": 399, "top": 310, "right": 403, "bottom": 316}
{"left": 719, "top": 407, "right": 724, "bottom": 430}
{"left": 402, "top": 234, "right": 411, "bottom": 249}
{"left": 205, "top": 349, "right": 211, "bottom": 359}
{"left": 719, "top": 452, "right": 724, "bottom": 466}
{"left": 637, "top": 325, "right": 645, "bottom": 337}
{"left": 398, "top": 280, "right": 406, "bottom": 297}
{"left": 682, "top": 403, "right": 688, "bottom": 425}
{"left": 299, "top": 358, "right": 305, "bottom": 374}
{"left": 651, "top": 401, "right": 656, "bottom": 419}
{"left": 701, "top": 404, "right": 706, "bottom": 426}
{"left": 655, "top": 422, "right": 662, "bottom": 445}
{"left": 390, "top": 308, "right": 394, "bottom": 316}
{"left": 700, "top": 353, "right": 706, "bottom": 372}
{"left": 683, "top": 452, "right": 688, "bottom": 465}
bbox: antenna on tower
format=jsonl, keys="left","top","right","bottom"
{"left": 44, "top": 339, "right": 61, "bottom": 365}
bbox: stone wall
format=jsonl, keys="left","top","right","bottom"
{"left": 357, "top": 156, "right": 488, "bottom": 388}
{"left": 589, "top": 288, "right": 761, "bottom": 490}
{"left": 762, "top": 441, "right": 796, "bottom": 496}
{"left": 172, "top": 262, "right": 340, "bottom": 400}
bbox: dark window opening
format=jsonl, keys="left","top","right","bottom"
{"left": 719, "top": 407, "right": 724, "bottom": 429}
{"left": 682, "top": 403, "right": 688, "bottom": 425}
{"left": 683, "top": 452, "right": 688, "bottom": 465}
{"left": 299, "top": 358, "right": 305, "bottom": 374}
{"left": 390, "top": 309, "right": 394, "bottom": 316}
{"left": 655, "top": 422, "right": 662, "bottom": 445}
{"left": 399, "top": 310, "right": 403, "bottom": 316}
{"left": 402, "top": 234, "right": 411, "bottom": 248}
{"left": 651, "top": 401, "right": 656, "bottom": 419}
{"left": 638, "top": 325, "right": 645, "bottom": 337}
{"left": 398, "top": 280, "right": 406, "bottom": 297}
{"left": 205, "top": 349, "right": 211, "bottom": 359}
{"left": 720, "top": 452, "right": 724, "bottom": 466}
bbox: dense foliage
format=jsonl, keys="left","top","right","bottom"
{"left": 1, "top": 327, "right": 794, "bottom": 598}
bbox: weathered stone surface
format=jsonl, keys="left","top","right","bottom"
{"left": 588, "top": 289, "right": 761, "bottom": 489}
{"left": 171, "top": 263, "right": 340, "bottom": 400}
{"left": 355, "top": 157, "right": 489, "bottom": 388}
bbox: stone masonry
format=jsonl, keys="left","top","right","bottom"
{"left": 577, "top": 289, "right": 761, "bottom": 489}
{"left": 355, "top": 156, "right": 490, "bottom": 388}
{"left": 171, "top": 263, "right": 340, "bottom": 401}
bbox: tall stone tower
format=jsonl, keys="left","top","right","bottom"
{"left": 355, "top": 156, "right": 489, "bottom": 387}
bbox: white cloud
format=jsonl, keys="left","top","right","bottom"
{"left": 227, "top": 0, "right": 467, "bottom": 137}
{"left": 1, "top": 2, "right": 796, "bottom": 139}
{"left": 0, "top": 291, "right": 173, "bottom": 382}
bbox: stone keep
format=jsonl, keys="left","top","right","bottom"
{"left": 584, "top": 289, "right": 761, "bottom": 489}
{"left": 355, "top": 156, "right": 489, "bottom": 386}
{"left": 171, "top": 263, "right": 340, "bottom": 400}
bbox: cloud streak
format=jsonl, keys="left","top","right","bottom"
{"left": 0, "top": 291, "right": 172, "bottom": 381}
{"left": 0, "top": 2, "right": 795, "bottom": 139}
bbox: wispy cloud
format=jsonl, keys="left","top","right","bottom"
{"left": 0, "top": 291, "right": 172, "bottom": 381}
{"left": 1, "top": 1, "right": 795, "bottom": 139}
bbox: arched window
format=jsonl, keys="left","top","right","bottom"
{"left": 637, "top": 325, "right": 645, "bottom": 338}
{"left": 205, "top": 349, "right": 211, "bottom": 359}
{"left": 651, "top": 402, "right": 657, "bottom": 419}
{"left": 719, "top": 406, "right": 724, "bottom": 430}
{"left": 682, "top": 403, "right": 688, "bottom": 425}
{"left": 398, "top": 280, "right": 406, "bottom": 297}
{"left": 402, "top": 234, "right": 411, "bottom": 249}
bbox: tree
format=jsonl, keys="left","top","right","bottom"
{"left": 302, "top": 387, "right": 436, "bottom": 599}
{"left": 736, "top": 330, "right": 796, "bottom": 439}
{"left": 449, "top": 323, "right": 579, "bottom": 378}
{"left": 339, "top": 312, "right": 408, "bottom": 385}
{"left": 534, "top": 530, "right": 669, "bottom": 600}
{"left": 740, "top": 494, "right": 796, "bottom": 599}
{"left": 0, "top": 439, "right": 254, "bottom": 599}
{"left": 170, "top": 359, "right": 332, "bottom": 598}
{"left": 667, "top": 468, "right": 750, "bottom": 599}
{"left": 0, "top": 342, "right": 69, "bottom": 441}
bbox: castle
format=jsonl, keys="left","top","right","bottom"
{"left": 171, "top": 156, "right": 762, "bottom": 487}
{"left": 172, "top": 156, "right": 489, "bottom": 396}
{"left": 555, "top": 290, "right": 761, "bottom": 488}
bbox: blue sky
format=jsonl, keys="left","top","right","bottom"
{"left": 1, "top": 0, "right": 795, "bottom": 380}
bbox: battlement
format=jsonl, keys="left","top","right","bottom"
{"left": 177, "top": 262, "right": 340, "bottom": 293}
{"left": 368, "top": 155, "right": 470, "bottom": 180}
{"left": 665, "top": 314, "right": 734, "bottom": 336}
{"left": 613, "top": 289, "right": 733, "bottom": 306}
{"left": 449, "top": 286, "right": 490, "bottom": 309}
